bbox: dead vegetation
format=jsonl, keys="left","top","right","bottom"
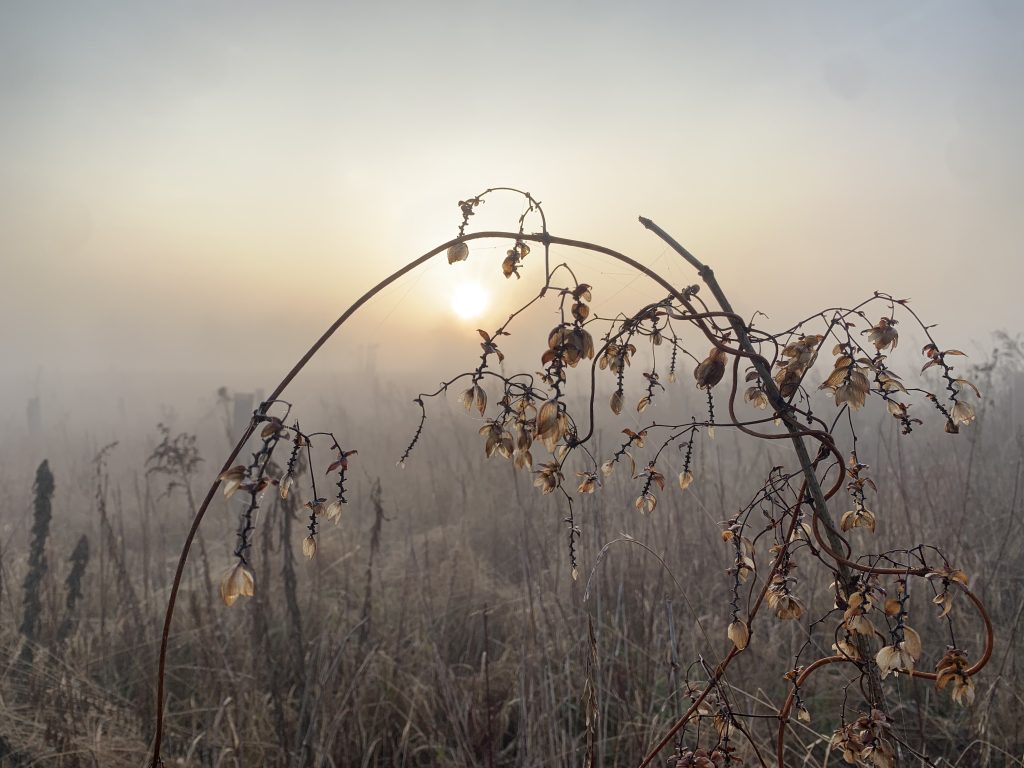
{"left": 2, "top": 189, "right": 1022, "bottom": 767}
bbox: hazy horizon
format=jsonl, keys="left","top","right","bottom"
{"left": 4, "top": 1, "right": 1023, "bottom": 418}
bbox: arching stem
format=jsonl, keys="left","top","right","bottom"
{"left": 150, "top": 226, "right": 734, "bottom": 766}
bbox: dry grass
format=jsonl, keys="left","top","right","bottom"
{"left": 1, "top": 369, "right": 1022, "bottom": 767}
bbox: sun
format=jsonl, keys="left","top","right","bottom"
{"left": 450, "top": 281, "right": 490, "bottom": 320}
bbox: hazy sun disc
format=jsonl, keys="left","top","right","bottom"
{"left": 451, "top": 282, "right": 490, "bottom": 319}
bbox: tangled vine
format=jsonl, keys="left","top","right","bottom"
{"left": 150, "top": 187, "right": 991, "bottom": 768}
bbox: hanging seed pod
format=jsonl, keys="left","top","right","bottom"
{"left": 447, "top": 243, "right": 469, "bottom": 264}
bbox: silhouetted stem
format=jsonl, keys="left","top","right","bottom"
{"left": 150, "top": 226, "right": 755, "bottom": 766}
{"left": 150, "top": 220, "right": 994, "bottom": 768}
{"left": 639, "top": 217, "right": 853, "bottom": 565}
{"left": 638, "top": 217, "right": 889, "bottom": 759}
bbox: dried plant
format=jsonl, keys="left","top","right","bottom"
{"left": 19, "top": 460, "right": 54, "bottom": 666}
{"left": 55, "top": 534, "right": 90, "bottom": 644}
{"left": 149, "top": 187, "right": 993, "bottom": 768}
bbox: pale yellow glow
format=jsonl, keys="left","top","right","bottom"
{"left": 450, "top": 282, "right": 490, "bottom": 320}
{"left": 3, "top": 4, "right": 1021, "bottom": 387}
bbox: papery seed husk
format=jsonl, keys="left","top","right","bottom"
{"left": 220, "top": 563, "right": 254, "bottom": 607}
{"left": 610, "top": 390, "right": 623, "bottom": 415}
{"left": 728, "top": 620, "right": 749, "bottom": 650}
{"left": 537, "top": 400, "right": 559, "bottom": 436}
{"left": 679, "top": 470, "right": 694, "bottom": 491}
{"left": 902, "top": 626, "right": 923, "bottom": 660}
{"left": 302, "top": 535, "right": 317, "bottom": 559}
{"left": 238, "top": 566, "right": 254, "bottom": 597}
{"left": 473, "top": 385, "right": 487, "bottom": 416}
{"left": 219, "top": 568, "right": 238, "bottom": 607}
{"left": 447, "top": 243, "right": 469, "bottom": 264}
{"left": 219, "top": 465, "right": 247, "bottom": 481}
{"left": 324, "top": 500, "right": 343, "bottom": 523}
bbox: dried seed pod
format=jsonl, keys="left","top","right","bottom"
{"left": 219, "top": 563, "right": 255, "bottom": 607}
{"left": 447, "top": 243, "right": 469, "bottom": 264}
{"left": 727, "top": 619, "right": 749, "bottom": 650}
{"left": 302, "top": 535, "right": 317, "bottom": 559}
{"left": 694, "top": 347, "right": 727, "bottom": 390}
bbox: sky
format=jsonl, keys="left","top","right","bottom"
{"left": 2, "top": 1, "right": 1022, "bottom": 422}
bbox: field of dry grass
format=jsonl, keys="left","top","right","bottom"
{"left": 1, "top": 363, "right": 1022, "bottom": 767}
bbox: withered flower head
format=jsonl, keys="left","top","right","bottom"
{"left": 935, "top": 647, "right": 975, "bottom": 706}
{"left": 875, "top": 626, "right": 922, "bottom": 678}
{"left": 576, "top": 472, "right": 598, "bottom": 494}
{"left": 220, "top": 562, "right": 255, "bottom": 607}
{"left": 323, "top": 499, "right": 344, "bottom": 524}
{"left": 501, "top": 242, "right": 529, "bottom": 279}
{"left": 769, "top": 592, "right": 805, "bottom": 621}
{"left": 950, "top": 400, "right": 976, "bottom": 427}
{"left": 571, "top": 300, "right": 590, "bottom": 323}
{"left": 302, "top": 534, "right": 317, "bottom": 559}
{"left": 634, "top": 493, "right": 657, "bottom": 513}
{"left": 733, "top": 537, "right": 756, "bottom": 583}
{"left": 572, "top": 283, "right": 592, "bottom": 302}
{"left": 535, "top": 399, "right": 569, "bottom": 452}
{"left": 774, "top": 335, "right": 822, "bottom": 397}
{"left": 599, "top": 343, "right": 636, "bottom": 374}
{"left": 678, "top": 470, "right": 694, "bottom": 491}
{"left": 727, "top": 619, "right": 749, "bottom": 650}
{"left": 784, "top": 335, "right": 822, "bottom": 369}
{"left": 219, "top": 465, "right": 248, "bottom": 499}
{"left": 260, "top": 417, "right": 288, "bottom": 440}
{"left": 447, "top": 242, "right": 469, "bottom": 264}
{"left": 543, "top": 325, "right": 595, "bottom": 368}
{"left": 609, "top": 390, "right": 624, "bottom": 415}
{"left": 693, "top": 347, "right": 727, "bottom": 390}
{"left": 279, "top": 473, "right": 294, "bottom": 500}
{"left": 744, "top": 386, "right": 769, "bottom": 410}
{"left": 840, "top": 504, "right": 876, "bottom": 533}
{"left": 832, "top": 709, "right": 895, "bottom": 768}
{"left": 842, "top": 589, "right": 878, "bottom": 636}
{"left": 513, "top": 448, "right": 533, "bottom": 470}
{"left": 479, "top": 421, "right": 514, "bottom": 459}
{"left": 866, "top": 317, "right": 899, "bottom": 351}
{"left": 477, "top": 329, "right": 506, "bottom": 363}
{"left": 820, "top": 356, "right": 871, "bottom": 410}
{"left": 458, "top": 384, "right": 488, "bottom": 416}
{"left": 832, "top": 637, "right": 861, "bottom": 661}
{"left": 533, "top": 461, "right": 563, "bottom": 495}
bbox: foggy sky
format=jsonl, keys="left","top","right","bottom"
{"left": 3, "top": 1, "right": 1023, "bottom": 418}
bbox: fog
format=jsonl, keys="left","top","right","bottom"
{"left": 3, "top": 0, "right": 1023, "bottom": 449}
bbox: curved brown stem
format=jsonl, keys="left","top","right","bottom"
{"left": 638, "top": 217, "right": 894, "bottom": 761}
{"left": 636, "top": 483, "right": 811, "bottom": 768}
{"left": 776, "top": 655, "right": 848, "bottom": 767}
{"left": 149, "top": 226, "right": 761, "bottom": 766}
{"left": 150, "top": 423, "right": 255, "bottom": 765}
{"left": 775, "top": 584, "right": 993, "bottom": 767}
{"left": 149, "top": 217, "right": 996, "bottom": 768}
